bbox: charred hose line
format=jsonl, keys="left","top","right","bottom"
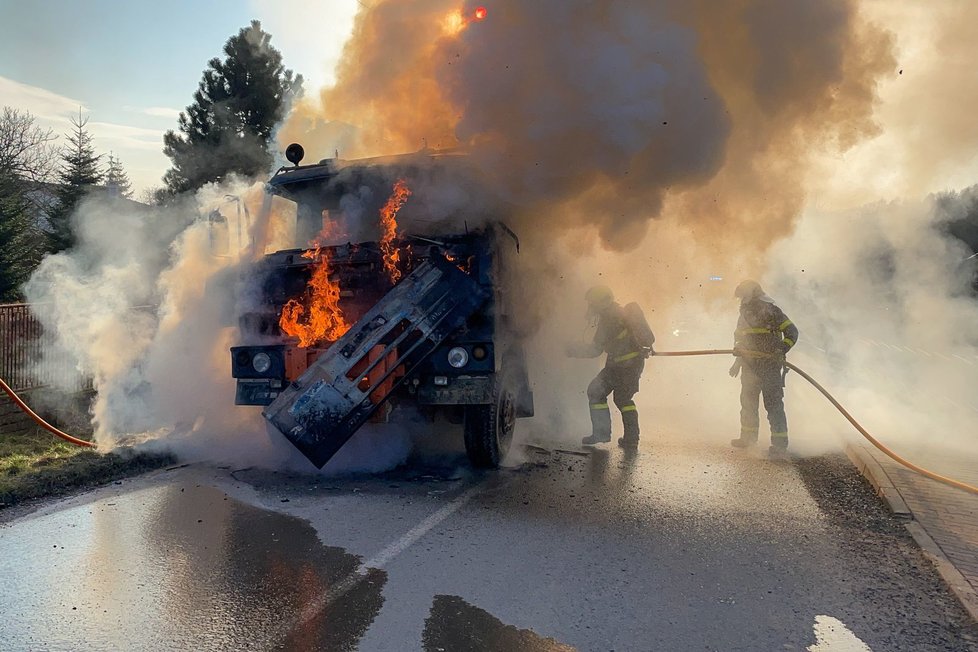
{"left": 652, "top": 349, "right": 978, "bottom": 497}
{"left": 0, "top": 376, "right": 96, "bottom": 448}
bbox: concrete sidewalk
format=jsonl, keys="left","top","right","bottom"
{"left": 847, "top": 442, "right": 978, "bottom": 621}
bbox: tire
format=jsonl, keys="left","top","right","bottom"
{"left": 463, "top": 375, "right": 516, "bottom": 468}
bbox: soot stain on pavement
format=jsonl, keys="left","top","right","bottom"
{"left": 422, "top": 595, "right": 576, "bottom": 652}
{"left": 228, "top": 458, "right": 473, "bottom": 498}
{"left": 796, "top": 454, "right": 978, "bottom": 651}
{"left": 148, "top": 484, "right": 386, "bottom": 651}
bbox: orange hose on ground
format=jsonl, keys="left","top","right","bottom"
{"left": 652, "top": 349, "right": 978, "bottom": 497}
{"left": 0, "top": 377, "right": 95, "bottom": 448}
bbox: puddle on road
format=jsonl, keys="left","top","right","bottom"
{"left": 423, "top": 595, "right": 576, "bottom": 651}
{"left": 0, "top": 483, "right": 385, "bottom": 651}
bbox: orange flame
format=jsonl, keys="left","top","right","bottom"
{"left": 279, "top": 224, "right": 351, "bottom": 348}
{"left": 380, "top": 179, "right": 412, "bottom": 284}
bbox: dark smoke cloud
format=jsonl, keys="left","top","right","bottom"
{"left": 674, "top": 0, "right": 895, "bottom": 268}
{"left": 280, "top": 0, "right": 893, "bottom": 253}
{"left": 434, "top": 1, "right": 730, "bottom": 248}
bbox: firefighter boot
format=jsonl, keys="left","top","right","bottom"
{"left": 618, "top": 403, "right": 640, "bottom": 450}
{"left": 768, "top": 432, "right": 789, "bottom": 460}
{"left": 731, "top": 429, "right": 758, "bottom": 449}
{"left": 583, "top": 400, "right": 612, "bottom": 446}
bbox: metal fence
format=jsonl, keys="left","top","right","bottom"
{"left": 0, "top": 303, "right": 91, "bottom": 392}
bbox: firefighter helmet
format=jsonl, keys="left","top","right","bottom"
{"left": 585, "top": 285, "right": 615, "bottom": 307}
{"left": 734, "top": 279, "right": 763, "bottom": 300}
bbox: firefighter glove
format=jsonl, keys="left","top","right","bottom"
{"left": 729, "top": 359, "right": 742, "bottom": 378}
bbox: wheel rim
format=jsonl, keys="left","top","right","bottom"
{"left": 497, "top": 387, "right": 516, "bottom": 452}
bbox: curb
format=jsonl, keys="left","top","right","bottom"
{"left": 843, "top": 443, "right": 912, "bottom": 519}
{"left": 905, "top": 521, "right": 978, "bottom": 623}
{"left": 844, "top": 442, "right": 978, "bottom": 623}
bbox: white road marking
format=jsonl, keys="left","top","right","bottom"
{"left": 359, "top": 483, "right": 482, "bottom": 570}
{"left": 807, "top": 615, "right": 873, "bottom": 651}
{"left": 262, "top": 482, "right": 484, "bottom": 648}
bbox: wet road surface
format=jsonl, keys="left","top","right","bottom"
{"left": 2, "top": 436, "right": 976, "bottom": 651}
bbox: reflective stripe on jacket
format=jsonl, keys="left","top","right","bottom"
{"left": 594, "top": 305, "right": 643, "bottom": 367}
{"left": 734, "top": 297, "right": 799, "bottom": 356}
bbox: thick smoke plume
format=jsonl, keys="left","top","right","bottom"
{"left": 281, "top": 0, "right": 892, "bottom": 253}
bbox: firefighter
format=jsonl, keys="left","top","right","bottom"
{"left": 567, "top": 285, "right": 653, "bottom": 449}
{"left": 728, "top": 279, "right": 799, "bottom": 457}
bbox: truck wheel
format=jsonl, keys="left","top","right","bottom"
{"left": 463, "top": 377, "right": 516, "bottom": 468}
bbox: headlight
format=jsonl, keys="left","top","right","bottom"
{"left": 252, "top": 352, "right": 272, "bottom": 373}
{"left": 447, "top": 346, "right": 469, "bottom": 368}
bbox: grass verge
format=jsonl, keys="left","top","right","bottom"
{"left": 1, "top": 426, "right": 174, "bottom": 509}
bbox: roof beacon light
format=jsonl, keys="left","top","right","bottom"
{"left": 285, "top": 143, "right": 304, "bottom": 166}
{"left": 474, "top": 6, "right": 487, "bottom": 21}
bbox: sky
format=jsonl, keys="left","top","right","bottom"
{"left": 0, "top": 0, "right": 360, "bottom": 196}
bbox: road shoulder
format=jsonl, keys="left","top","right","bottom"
{"left": 846, "top": 442, "right": 978, "bottom": 622}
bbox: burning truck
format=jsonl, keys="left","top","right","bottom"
{"left": 229, "top": 145, "right": 533, "bottom": 469}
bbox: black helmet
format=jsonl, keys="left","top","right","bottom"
{"left": 585, "top": 285, "right": 614, "bottom": 307}
{"left": 734, "top": 279, "right": 763, "bottom": 300}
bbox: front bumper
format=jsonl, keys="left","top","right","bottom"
{"left": 417, "top": 375, "right": 494, "bottom": 405}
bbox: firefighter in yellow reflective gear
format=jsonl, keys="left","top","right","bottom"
{"left": 728, "top": 279, "right": 799, "bottom": 457}
{"left": 567, "top": 285, "right": 653, "bottom": 449}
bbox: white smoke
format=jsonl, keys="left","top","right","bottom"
{"left": 20, "top": 184, "right": 295, "bottom": 470}
{"left": 764, "top": 194, "right": 978, "bottom": 460}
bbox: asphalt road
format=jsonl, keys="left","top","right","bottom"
{"left": 1, "top": 435, "right": 976, "bottom": 651}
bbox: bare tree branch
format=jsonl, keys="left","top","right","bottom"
{"left": 0, "top": 107, "right": 58, "bottom": 183}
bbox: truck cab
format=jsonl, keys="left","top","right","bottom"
{"left": 229, "top": 146, "right": 532, "bottom": 468}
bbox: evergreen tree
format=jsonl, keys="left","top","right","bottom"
{"left": 46, "top": 110, "right": 102, "bottom": 253}
{"left": 0, "top": 107, "right": 55, "bottom": 300}
{"left": 162, "top": 20, "right": 303, "bottom": 195}
{"left": 0, "top": 170, "right": 37, "bottom": 300}
{"left": 104, "top": 153, "right": 133, "bottom": 199}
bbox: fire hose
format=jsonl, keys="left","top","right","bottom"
{"left": 653, "top": 348, "right": 978, "bottom": 497}
{"left": 0, "top": 376, "right": 95, "bottom": 448}
{"left": 2, "top": 350, "right": 977, "bottom": 496}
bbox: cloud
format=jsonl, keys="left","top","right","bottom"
{"left": 0, "top": 75, "right": 168, "bottom": 192}
{"left": 0, "top": 75, "right": 86, "bottom": 124}
{"left": 123, "top": 105, "right": 182, "bottom": 120}
{"left": 89, "top": 121, "right": 164, "bottom": 151}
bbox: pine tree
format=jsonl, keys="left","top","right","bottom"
{"left": 46, "top": 110, "right": 103, "bottom": 253}
{"left": 104, "top": 153, "right": 133, "bottom": 199}
{"left": 0, "top": 107, "right": 56, "bottom": 300}
{"left": 162, "top": 20, "right": 303, "bottom": 196}
{"left": 0, "top": 170, "right": 37, "bottom": 300}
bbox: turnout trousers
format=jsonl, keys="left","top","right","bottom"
{"left": 740, "top": 359, "right": 788, "bottom": 449}
{"left": 587, "top": 360, "right": 644, "bottom": 441}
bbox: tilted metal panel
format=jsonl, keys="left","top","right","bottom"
{"left": 263, "top": 258, "right": 489, "bottom": 468}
